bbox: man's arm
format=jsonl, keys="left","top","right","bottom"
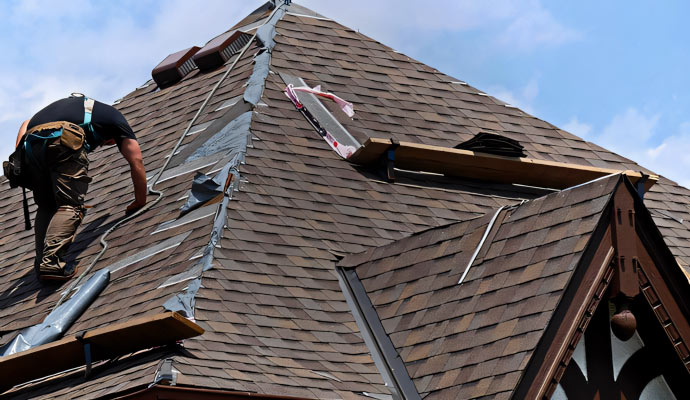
{"left": 119, "top": 138, "right": 147, "bottom": 212}
{"left": 15, "top": 120, "right": 29, "bottom": 147}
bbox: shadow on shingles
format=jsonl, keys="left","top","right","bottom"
{"left": 354, "top": 165, "right": 552, "bottom": 200}
{"left": 0, "top": 215, "right": 116, "bottom": 311}
{"left": 0, "top": 268, "right": 60, "bottom": 312}
{"left": 64, "top": 214, "right": 117, "bottom": 266}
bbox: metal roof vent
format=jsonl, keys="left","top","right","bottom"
{"left": 193, "top": 30, "right": 253, "bottom": 72}
{"left": 152, "top": 46, "right": 201, "bottom": 89}
{"left": 455, "top": 132, "right": 526, "bottom": 158}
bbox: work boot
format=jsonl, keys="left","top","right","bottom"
{"left": 39, "top": 262, "right": 77, "bottom": 283}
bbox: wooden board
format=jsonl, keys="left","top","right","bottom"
{"left": 0, "top": 312, "right": 203, "bottom": 392}
{"left": 350, "top": 138, "right": 658, "bottom": 192}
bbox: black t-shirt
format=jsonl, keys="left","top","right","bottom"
{"left": 27, "top": 97, "right": 136, "bottom": 150}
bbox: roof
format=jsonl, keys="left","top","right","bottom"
{"left": 0, "top": 1, "right": 689, "bottom": 399}
{"left": 339, "top": 175, "right": 618, "bottom": 398}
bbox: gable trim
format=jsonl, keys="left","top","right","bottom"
{"left": 516, "top": 178, "right": 690, "bottom": 398}
{"left": 637, "top": 239, "right": 690, "bottom": 373}
{"left": 338, "top": 266, "right": 420, "bottom": 400}
{"left": 512, "top": 211, "right": 614, "bottom": 399}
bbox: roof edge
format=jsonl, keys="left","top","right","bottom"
{"left": 120, "top": 384, "right": 313, "bottom": 400}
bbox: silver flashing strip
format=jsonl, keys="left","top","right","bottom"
{"left": 311, "top": 370, "right": 342, "bottom": 382}
{"left": 158, "top": 272, "right": 197, "bottom": 290}
{"left": 1, "top": 269, "right": 110, "bottom": 356}
{"left": 362, "top": 393, "right": 394, "bottom": 400}
{"left": 186, "top": 121, "right": 213, "bottom": 136}
{"left": 137, "top": 79, "right": 154, "bottom": 89}
{"left": 560, "top": 172, "right": 620, "bottom": 193}
{"left": 151, "top": 204, "right": 217, "bottom": 235}
{"left": 338, "top": 267, "right": 418, "bottom": 400}
{"left": 156, "top": 155, "right": 223, "bottom": 184}
{"left": 238, "top": 17, "right": 270, "bottom": 34}
{"left": 285, "top": 11, "right": 333, "bottom": 21}
{"left": 109, "top": 232, "right": 191, "bottom": 274}
{"left": 215, "top": 95, "right": 242, "bottom": 112}
{"left": 458, "top": 205, "right": 506, "bottom": 285}
{"left": 280, "top": 72, "right": 361, "bottom": 150}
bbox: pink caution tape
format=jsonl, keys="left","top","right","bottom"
{"left": 289, "top": 84, "right": 355, "bottom": 117}
{"left": 284, "top": 84, "right": 357, "bottom": 159}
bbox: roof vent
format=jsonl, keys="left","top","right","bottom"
{"left": 152, "top": 46, "right": 201, "bottom": 89}
{"left": 455, "top": 132, "right": 526, "bottom": 158}
{"left": 193, "top": 30, "right": 253, "bottom": 71}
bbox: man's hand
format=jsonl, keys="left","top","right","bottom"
{"left": 119, "top": 138, "right": 147, "bottom": 212}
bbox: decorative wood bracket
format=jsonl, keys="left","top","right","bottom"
{"left": 610, "top": 189, "right": 640, "bottom": 300}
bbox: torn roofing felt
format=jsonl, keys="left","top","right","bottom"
{"left": 3, "top": 2, "right": 690, "bottom": 399}
{"left": 338, "top": 175, "right": 621, "bottom": 399}
{"left": 160, "top": 2, "right": 286, "bottom": 318}
{"left": 180, "top": 159, "right": 235, "bottom": 215}
{"left": 1, "top": 269, "right": 109, "bottom": 357}
{"left": 244, "top": 5, "right": 285, "bottom": 106}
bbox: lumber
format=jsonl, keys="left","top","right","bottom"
{"left": 350, "top": 138, "right": 658, "bottom": 192}
{"left": 0, "top": 311, "right": 203, "bottom": 393}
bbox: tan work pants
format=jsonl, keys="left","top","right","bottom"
{"left": 28, "top": 130, "right": 91, "bottom": 275}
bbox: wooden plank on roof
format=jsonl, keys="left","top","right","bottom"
{"left": 349, "top": 138, "right": 658, "bottom": 192}
{"left": 0, "top": 312, "right": 203, "bottom": 393}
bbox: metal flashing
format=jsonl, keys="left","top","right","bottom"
{"left": 284, "top": 3, "right": 329, "bottom": 19}
{"left": 155, "top": 154, "right": 223, "bottom": 184}
{"left": 170, "top": 100, "right": 253, "bottom": 167}
{"left": 162, "top": 278, "right": 201, "bottom": 318}
{"left": 457, "top": 206, "right": 506, "bottom": 284}
{"left": 285, "top": 12, "right": 333, "bottom": 21}
{"left": 215, "top": 95, "right": 243, "bottom": 111}
{"left": 244, "top": 6, "right": 285, "bottom": 105}
{"left": 1, "top": 269, "right": 110, "bottom": 357}
{"left": 152, "top": 204, "right": 218, "bottom": 235}
{"left": 311, "top": 370, "right": 342, "bottom": 382}
{"left": 108, "top": 232, "right": 191, "bottom": 274}
{"left": 180, "top": 163, "right": 233, "bottom": 215}
{"left": 338, "top": 267, "right": 418, "bottom": 400}
{"left": 185, "top": 111, "right": 253, "bottom": 163}
{"left": 161, "top": 157, "right": 239, "bottom": 299}
{"left": 362, "top": 393, "right": 394, "bottom": 400}
{"left": 244, "top": 52, "right": 271, "bottom": 106}
{"left": 237, "top": 17, "right": 270, "bottom": 34}
{"left": 152, "top": 358, "right": 179, "bottom": 386}
{"left": 186, "top": 121, "right": 213, "bottom": 136}
{"left": 280, "top": 73, "right": 361, "bottom": 151}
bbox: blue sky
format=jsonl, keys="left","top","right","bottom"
{"left": 1, "top": 0, "right": 688, "bottom": 186}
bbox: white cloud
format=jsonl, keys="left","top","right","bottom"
{"left": 497, "top": 4, "right": 581, "bottom": 49}
{"left": 0, "top": 0, "right": 259, "bottom": 162}
{"left": 299, "top": 0, "right": 579, "bottom": 52}
{"left": 639, "top": 123, "right": 690, "bottom": 187}
{"left": 562, "top": 117, "right": 592, "bottom": 139}
{"left": 575, "top": 110, "right": 690, "bottom": 187}
{"left": 597, "top": 108, "right": 660, "bottom": 153}
{"left": 489, "top": 77, "right": 540, "bottom": 114}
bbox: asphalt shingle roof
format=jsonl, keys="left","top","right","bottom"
{"left": 340, "top": 175, "right": 619, "bottom": 399}
{"left": 1, "top": 2, "right": 689, "bottom": 399}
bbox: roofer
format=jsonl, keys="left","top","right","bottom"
{"left": 14, "top": 94, "right": 147, "bottom": 282}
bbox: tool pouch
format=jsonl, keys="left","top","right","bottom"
{"left": 60, "top": 122, "right": 86, "bottom": 151}
{"left": 3, "top": 144, "right": 32, "bottom": 189}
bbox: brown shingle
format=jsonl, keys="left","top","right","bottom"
{"left": 2, "top": 4, "right": 690, "bottom": 399}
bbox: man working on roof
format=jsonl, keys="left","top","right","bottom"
{"left": 15, "top": 94, "right": 146, "bottom": 282}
